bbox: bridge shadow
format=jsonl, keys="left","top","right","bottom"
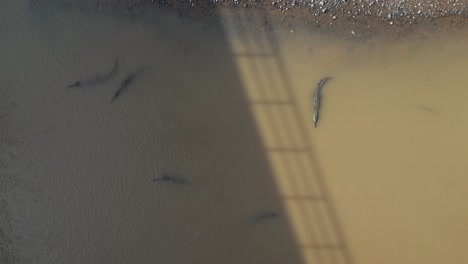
{"left": 219, "top": 8, "right": 354, "bottom": 264}
{"left": 8, "top": 1, "right": 355, "bottom": 264}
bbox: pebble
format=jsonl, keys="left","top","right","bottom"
{"left": 229, "top": 0, "right": 466, "bottom": 23}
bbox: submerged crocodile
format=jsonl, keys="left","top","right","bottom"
{"left": 67, "top": 59, "right": 119, "bottom": 88}
{"left": 253, "top": 211, "right": 279, "bottom": 223}
{"left": 312, "top": 77, "right": 332, "bottom": 128}
{"left": 111, "top": 64, "right": 152, "bottom": 103}
{"left": 153, "top": 174, "right": 186, "bottom": 185}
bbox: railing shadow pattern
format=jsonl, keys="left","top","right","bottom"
{"left": 222, "top": 9, "right": 354, "bottom": 264}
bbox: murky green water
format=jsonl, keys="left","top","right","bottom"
{"left": 1, "top": 1, "right": 468, "bottom": 264}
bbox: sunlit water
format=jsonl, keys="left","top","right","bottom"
{"left": 1, "top": 1, "right": 468, "bottom": 264}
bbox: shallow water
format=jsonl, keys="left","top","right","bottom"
{"left": 224, "top": 12, "right": 468, "bottom": 263}
{"left": 1, "top": 1, "right": 468, "bottom": 264}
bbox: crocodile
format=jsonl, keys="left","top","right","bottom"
{"left": 312, "top": 77, "right": 332, "bottom": 128}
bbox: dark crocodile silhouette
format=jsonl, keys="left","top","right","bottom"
{"left": 111, "top": 64, "right": 152, "bottom": 103}
{"left": 153, "top": 174, "right": 186, "bottom": 185}
{"left": 419, "top": 105, "right": 439, "bottom": 115}
{"left": 253, "top": 211, "right": 279, "bottom": 223}
{"left": 67, "top": 59, "right": 119, "bottom": 88}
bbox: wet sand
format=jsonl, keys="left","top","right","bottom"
{"left": 2, "top": 0, "right": 468, "bottom": 264}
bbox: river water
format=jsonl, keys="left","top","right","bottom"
{"left": 1, "top": 1, "right": 468, "bottom": 264}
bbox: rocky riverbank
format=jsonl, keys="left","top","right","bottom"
{"left": 30, "top": 0, "right": 468, "bottom": 39}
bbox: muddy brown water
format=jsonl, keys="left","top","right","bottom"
{"left": 1, "top": 1, "right": 468, "bottom": 264}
